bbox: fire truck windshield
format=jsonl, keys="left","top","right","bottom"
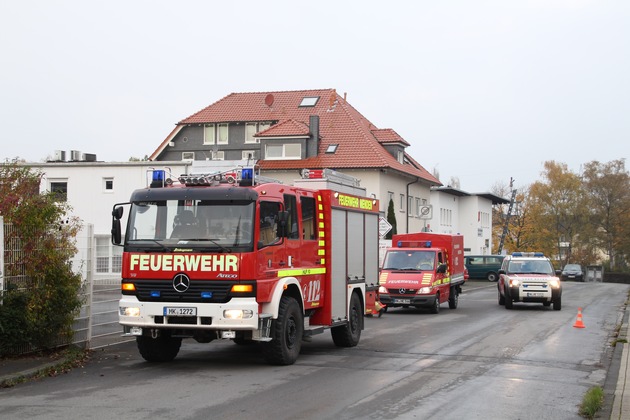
{"left": 126, "top": 199, "right": 255, "bottom": 250}
{"left": 383, "top": 250, "right": 435, "bottom": 271}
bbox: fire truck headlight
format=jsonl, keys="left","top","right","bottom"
{"left": 223, "top": 309, "right": 253, "bottom": 320}
{"left": 378, "top": 286, "right": 388, "bottom": 294}
{"left": 418, "top": 287, "right": 432, "bottom": 294}
{"left": 120, "top": 306, "right": 141, "bottom": 317}
{"left": 549, "top": 278, "right": 561, "bottom": 288}
{"left": 509, "top": 279, "right": 520, "bottom": 288}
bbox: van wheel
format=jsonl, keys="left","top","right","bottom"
{"left": 430, "top": 293, "right": 440, "bottom": 314}
{"left": 487, "top": 272, "right": 498, "bottom": 282}
{"left": 448, "top": 287, "right": 458, "bottom": 309}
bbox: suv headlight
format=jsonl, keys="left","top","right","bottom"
{"left": 509, "top": 278, "right": 520, "bottom": 287}
{"left": 549, "top": 278, "right": 561, "bottom": 288}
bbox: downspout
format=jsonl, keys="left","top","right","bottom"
{"left": 406, "top": 177, "right": 420, "bottom": 233}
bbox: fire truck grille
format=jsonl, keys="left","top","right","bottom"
{"left": 132, "top": 280, "right": 236, "bottom": 303}
{"left": 387, "top": 288, "right": 417, "bottom": 295}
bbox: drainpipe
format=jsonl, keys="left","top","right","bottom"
{"left": 406, "top": 177, "right": 420, "bottom": 233}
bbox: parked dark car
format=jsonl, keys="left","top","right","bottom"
{"left": 561, "top": 264, "right": 584, "bottom": 282}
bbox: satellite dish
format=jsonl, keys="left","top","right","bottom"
{"left": 265, "top": 94, "right": 274, "bottom": 106}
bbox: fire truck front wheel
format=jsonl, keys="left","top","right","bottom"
{"left": 136, "top": 333, "right": 182, "bottom": 362}
{"left": 262, "top": 295, "right": 303, "bottom": 366}
{"left": 331, "top": 292, "right": 363, "bottom": 347}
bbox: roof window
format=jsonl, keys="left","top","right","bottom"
{"left": 299, "top": 96, "right": 319, "bottom": 107}
{"left": 326, "top": 144, "right": 338, "bottom": 153}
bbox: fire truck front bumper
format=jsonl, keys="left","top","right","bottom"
{"left": 379, "top": 293, "right": 437, "bottom": 309}
{"left": 119, "top": 296, "right": 264, "bottom": 332}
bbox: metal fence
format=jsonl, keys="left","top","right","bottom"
{"left": 1, "top": 218, "right": 131, "bottom": 355}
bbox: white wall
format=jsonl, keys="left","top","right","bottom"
{"left": 30, "top": 161, "right": 191, "bottom": 235}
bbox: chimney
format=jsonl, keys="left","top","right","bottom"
{"left": 308, "top": 115, "right": 320, "bottom": 157}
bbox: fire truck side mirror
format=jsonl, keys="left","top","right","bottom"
{"left": 437, "top": 263, "right": 447, "bottom": 274}
{"left": 111, "top": 206, "right": 123, "bottom": 245}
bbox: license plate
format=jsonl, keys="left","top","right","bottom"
{"left": 526, "top": 292, "right": 544, "bottom": 297}
{"left": 394, "top": 298, "right": 411, "bottom": 304}
{"left": 164, "top": 307, "right": 197, "bottom": 316}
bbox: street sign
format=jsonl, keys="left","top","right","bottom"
{"left": 378, "top": 217, "right": 392, "bottom": 238}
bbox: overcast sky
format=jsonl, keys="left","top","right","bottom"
{"left": 1, "top": 0, "right": 628, "bottom": 193}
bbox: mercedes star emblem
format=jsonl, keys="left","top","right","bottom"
{"left": 399, "top": 288, "right": 406, "bottom": 294}
{"left": 173, "top": 273, "right": 190, "bottom": 293}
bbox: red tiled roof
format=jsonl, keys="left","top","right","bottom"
{"left": 257, "top": 119, "right": 310, "bottom": 137}
{"left": 150, "top": 88, "right": 440, "bottom": 185}
{"left": 371, "top": 128, "right": 410, "bottom": 146}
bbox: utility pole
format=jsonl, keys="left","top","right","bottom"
{"left": 498, "top": 178, "right": 517, "bottom": 255}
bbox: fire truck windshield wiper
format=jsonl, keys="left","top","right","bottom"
{"left": 132, "top": 239, "right": 171, "bottom": 252}
{"left": 181, "top": 238, "right": 232, "bottom": 253}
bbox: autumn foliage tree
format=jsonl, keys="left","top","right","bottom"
{"left": 0, "top": 160, "right": 83, "bottom": 354}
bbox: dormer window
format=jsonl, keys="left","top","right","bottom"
{"left": 299, "top": 97, "right": 319, "bottom": 107}
{"left": 326, "top": 144, "right": 338, "bottom": 154}
{"left": 397, "top": 150, "right": 404, "bottom": 163}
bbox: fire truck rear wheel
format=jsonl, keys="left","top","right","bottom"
{"left": 262, "top": 295, "right": 303, "bottom": 365}
{"left": 331, "top": 292, "right": 363, "bottom": 347}
{"left": 136, "top": 334, "right": 182, "bottom": 362}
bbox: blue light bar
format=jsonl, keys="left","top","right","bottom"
{"left": 512, "top": 252, "right": 523, "bottom": 256}
{"left": 534, "top": 252, "right": 544, "bottom": 257}
{"left": 241, "top": 168, "right": 253, "bottom": 180}
{"left": 397, "top": 241, "right": 402, "bottom": 247}
{"left": 425, "top": 241, "right": 432, "bottom": 248}
{"left": 152, "top": 170, "right": 165, "bottom": 183}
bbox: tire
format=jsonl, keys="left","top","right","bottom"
{"left": 505, "top": 292, "right": 513, "bottom": 309}
{"left": 136, "top": 334, "right": 182, "bottom": 362}
{"left": 262, "top": 295, "right": 303, "bottom": 365}
{"left": 448, "top": 287, "right": 458, "bottom": 309}
{"left": 487, "top": 272, "right": 498, "bottom": 282}
{"left": 430, "top": 293, "right": 440, "bottom": 314}
{"left": 498, "top": 288, "right": 505, "bottom": 305}
{"left": 332, "top": 292, "right": 363, "bottom": 347}
{"left": 553, "top": 296, "right": 562, "bottom": 311}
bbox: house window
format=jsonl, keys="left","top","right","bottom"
{"left": 217, "top": 123, "right": 229, "bottom": 145}
{"left": 326, "top": 144, "right": 338, "bottom": 153}
{"left": 96, "top": 236, "right": 123, "bottom": 273}
{"left": 50, "top": 180, "right": 68, "bottom": 202}
{"left": 388, "top": 191, "right": 394, "bottom": 206}
{"left": 408, "top": 196, "right": 413, "bottom": 217}
{"left": 245, "top": 123, "right": 259, "bottom": 144}
{"left": 242, "top": 150, "right": 256, "bottom": 160}
{"left": 182, "top": 152, "right": 195, "bottom": 161}
{"left": 299, "top": 97, "right": 319, "bottom": 107}
{"left": 415, "top": 198, "right": 421, "bottom": 216}
{"left": 399, "top": 194, "right": 405, "bottom": 212}
{"left": 211, "top": 151, "right": 224, "bottom": 160}
{"left": 204, "top": 124, "right": 215, "bottom": 145}
{"left": 265, "top": 143, "right": 301, "bottom": 160}
{"left": 397, "top": 150, "right": 404, "bottom": 163}
{"left": 103, "top": 178, "right": 114, "bottom": 192}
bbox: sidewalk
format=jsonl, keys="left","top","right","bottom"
{"left": 610, "top": 321, "right": 630, "bottom": 420}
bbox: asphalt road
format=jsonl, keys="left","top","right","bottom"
{"left": 1, "top": 281, "right": 628, "bottom": 420}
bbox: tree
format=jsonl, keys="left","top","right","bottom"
{"left": 582, "top": 159, "right": 630, "bottom": 270}
{"left": 526, "top": 161, "right": 588, "bottom": 264}
{"left": 385, "top": 198, "right": 397, "bottom": 239}
{"left": 0, "top": 160, "right": 83, "bottom": 354}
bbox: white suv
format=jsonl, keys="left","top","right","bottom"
{"left": 497, "top": 252, "right": 562, "bottom": 310}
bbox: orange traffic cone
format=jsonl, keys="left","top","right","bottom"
{"left": 573, "top": 307, "right": 586, "bottom": 329}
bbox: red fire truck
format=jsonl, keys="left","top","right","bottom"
{"left": 378, "top": 232, "right": 467, "bottom": 313}
{"left": 111, "top": 165, "right": 380, "bottom": 365}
